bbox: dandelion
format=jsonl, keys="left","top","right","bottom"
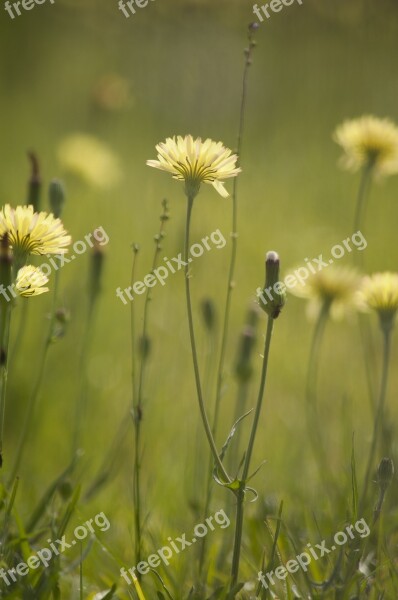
{"left": 334, "top": 115, "right": 398, "bottom": 177}
{"left": 57, "top": 133, "right": 122, "bottom": 189}
{"left": 146, "top": 135, "right": 241, "bottom": 198}
{"left": 0, "top": 204, "right": 71, "bottom": 262}
{"left": 289, "top": 266, "right": 361, "bottom": 321}
{"left": 15, "top": 265, "right": 49, "bottom": 297}
{"left": 357, "top": 272, "right": 398, "bottom": 332}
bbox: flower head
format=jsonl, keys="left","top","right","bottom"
{"left": 334, "top": 115, "right": 398, "bottom": 177}
{"left": 357, "top": 272, "right": 398, "bottom": 331}
{"left": 146, "top": 135, "right": 241, "bottom": 198}
{"left": 15, "top": 265, "right": 49, "bottom": 297}
{"left": 57, "top": 133, "right": 122, "bottom": 189}
{"left": 290, "top": 266, "right": 361, "bottom": 321}
{"left": 0, "top": 204, "right": 71, "bottom": 259}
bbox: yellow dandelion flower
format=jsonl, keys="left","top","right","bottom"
{"left": 146, "top": 135, "right": 241, "bottom": 198}
{"left": 358, "top": 272, "right": 398, "bottom": 330}
{"left": 334, "top": 115, "right": 398, "bottom": 176}
{"left": 290, "top": 266, "right": 361, "bottom": 321}
{"left": 57, "top": 133, "right": 122, "bottom": 189}
{"left": 15, "top": 265, "right": 49, "bottom": 297}
{"left": 0, "top": 205, "right": 71, "bottom": 259}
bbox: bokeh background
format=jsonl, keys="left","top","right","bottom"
{"left": 0, "top": 0, "right": 398, "bottom": 594}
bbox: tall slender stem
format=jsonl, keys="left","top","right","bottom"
{"left": 360, "top": 325, "right": 391, "bottom": 511}
{"left": 230, "top": 316, "right": 274, "bottom": 591}
{"left": 353, "top": 162, "right": 373, "bottom": 236}
{"left": 0, "top": 302, "right": 12, "bottom": 468}
{"left": 305, "top": 301, "right": 334, "bottom": 485}
{"left": 213, "top": 29, "right": 256, "bottom": 440}
{"left": 184, "top": 196, "right": 230, "bottom": 484}
{"left": 9, "top": 269, "right": 60, "bottom": 483}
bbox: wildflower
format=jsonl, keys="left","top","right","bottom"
{"left": 57, "top": 133, "right": 122, "bottom": 189}
{"left": 259, "top": 251, "right": 286, "bottom": 319}
{"left": 0, "top": 205, "right": 71, "bottom": 260}
{"left": 290, "top": 266, "right": 360, "bottom": 321}
{"left": 358, "top": 272, "right": 398, "bottom": 332}
{"left": 15, "top": 265, "right": 49, "bottom": 297}
{"left": 334, "top": 115, "right": 398, "bottom": 177}
{"left": 146, "top": 135, "right": 241, "bottom": 198}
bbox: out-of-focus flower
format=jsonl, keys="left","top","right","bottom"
{"left": 146, "top": 135, "right": 241, "bottom": 198}
{"left": 57, "top": 133, "right": 122, "bottom": 189}
{"left": 92, "top": 74, "right": 133, "bottom": 112}
{"left": 15, "top": 265, "right": 49, "bottom": 297}
{"left": 357, "top": 272, "right": 398, "bottom": 331}
{"left": 290, "top": 266, "right": 361, "bottom": 321}
{"left": 0, "top": 204, "right": 71, "bottom": 259}
{"left": 334, "top": 115, "right": 398, "bottom": 177}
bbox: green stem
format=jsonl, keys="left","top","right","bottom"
{"left": 360, "top": 325, "right": 391, "bottom": 511}
{"left": 229, "top": 316, "right": 274, "bottom": 591}
{"left": 213, "top": 31, "right": 256, "bottom": 441}
{"left": 8, "top": 269, "right": 60, "bottom": 483}
{"left": 184, "top": 196, "right": 230, "bottom": 484}
{"left": 0, "top": 301, "right": 13, "bottom": 468}
{"left": 353, "top": 163, "right": 373, "bottom": 236}
{"left": 305, "top": 301, "right": 334, "bottom": 484}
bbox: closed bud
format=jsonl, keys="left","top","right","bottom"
{"left": 49, "top": 179, "right": 66, "bottom": 218}
{"left": 259, "top": 251, "right": 286, "bottom": 319}
{"left": 88, "top": 241, "right": 105, "bottom": 309}
{"left": 234, "top": 305, "right": 260, "bottom": 383}
{"left": 200, "top": 298, "right": 217, "bottom": 332}
{"left": 27, "top": 151, "right": 41, "bottom": 212}
{"left": 377, "top": 457, "right": 394, "bottom": 492}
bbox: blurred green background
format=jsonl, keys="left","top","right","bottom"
{"left": 1, "top": 0, "right": 398, "bottom": 594}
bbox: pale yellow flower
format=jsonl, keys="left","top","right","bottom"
{"left": 290, "top": 266, "right": 361, "bottom": 321}
{"left": 0, "top": 205, "right": 71, "bottom": 258}
{"left": 146, "top": 135, "right": 241, "bottom": 198}
{"left": 334, "top": 115, "right": 398, "bottom": 176}
{"left": 358, "top": 272, "right": 398, "bottom": 330}
{"left": 57, "top": 134, "right": 122, "bottom": 189}
{"left": 15, "top": 265, "right": 49, "bottom": 297}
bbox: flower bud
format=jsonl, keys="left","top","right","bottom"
{"left": 49, "top": 179, "right": 66, "bottom": 218}
{"left": 377, "top": 457, "right": 394, "bottom": 492}
{"left": 27, "top": 151, "right": 41, "bottom": 212}
{"left": 200, "top": 298, "right": 216, "bottom": 332}
{"left": 259, "top": 251, "right": 286, "bottom": 319}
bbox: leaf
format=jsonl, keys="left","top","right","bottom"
{"left": 219, "top": 409, "right": 253, "bottom": 464}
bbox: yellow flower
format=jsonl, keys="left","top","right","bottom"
{"left": 15, "top": 265, "right": 49, "bottom": 297}
{"left": 146, "top": 135, "right": 241, "bottom": 198}
{"left": 358, "top": 272, "right": 398, "bottom": 330}
{"left": 57, "top": 134, "right": 122, "bottom": 189}
{"left": 290, "top": 266, "right": 361, "bottom": 321}
{"left": 0, "top": 205, "right": 71, "bottom": 258}
{"left": 334, "top": 115, "right": 398, "bottom": 176}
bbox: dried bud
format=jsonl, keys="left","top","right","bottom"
{"left": 259, "top": 251, "right": 286, "bottom": 319}
{"left": 377, "top": 457, "right": 394, "bottom": 492}
{"left": 200, "top": 298, "right": 216, "bottom": 332}
{"left": 49, "top": 179, "right": 66, "bottom": 219}
{"left": 27, "top": 151, "right": 41, "bottom": 212}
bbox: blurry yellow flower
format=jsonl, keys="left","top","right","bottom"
{"left": 290, "top": 266, "right": 361, "bottom": 321}
{"left": 15, "top": 265, "right": 49, "bottom": 297}
{"left": 334, "top": 115, "right": 398, "bottom": 176}
{"left": 57, "top": 134, "right": 122, "bottom": 189}
{"left": 0, "top": 205, "right": 71, "bottom": 258}
{"left": 146, "top": 135, "right": 241, "bottom": 198}
{"left": 358, "top": 272, "right": 398, "bottom": 330}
